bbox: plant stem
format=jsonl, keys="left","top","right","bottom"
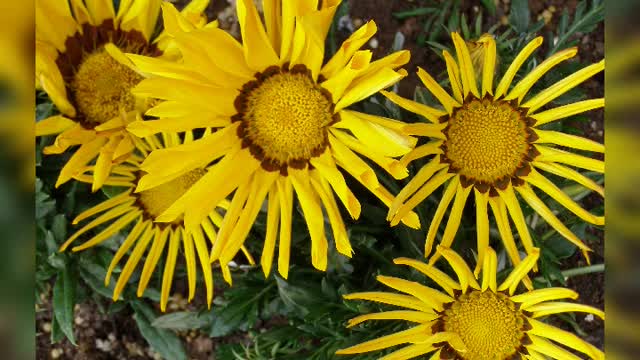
{"left": 535, "top": 263, "right": 605, "bottom": 282}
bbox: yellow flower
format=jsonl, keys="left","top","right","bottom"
{"left": 58, "top": 130, "right": 253, "bottom": 311}
{"left": 337, "top": 246, "right": 604, "bottom": 360}
{"left": 385, "top": 32, "right": 604, "bottom": 276}
{"left": 35, "top": 0, "right": 209, "bottom": 191}
{"left": 125, "top": 0, "right": 419, "bottom": 282}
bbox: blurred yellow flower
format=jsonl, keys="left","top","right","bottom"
{"left": 337, "top": 246, "right": 604, "bottom": 360}
{"left": 125, "top": 0, "right": 419, "bottom": 281}
{"left": 385, "top": 32, "right": 604, "bottom": 276}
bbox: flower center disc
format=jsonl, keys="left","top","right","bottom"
{"left": 442, "top": 290, "right": 525, "bottom": 360}
{"left": 443, "top": 98, "right": 530, "bottom": 186}
{"left": 137, "top": 169, "right": 207, "bottom": 221}
{"left": 235, "top": 65, "right": 335, "bottom": 173}
{"left": 72, "top": 49, "right": 143, "bottom": 125}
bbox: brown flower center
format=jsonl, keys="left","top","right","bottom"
{"left": 440, "top": 96, "right": 539, "bottom": 193}
{"left": 233, "top": 64, "right": 338, "bottom": 175}
{"left": 439, "top": 290, "right": 529, "bottom": 360}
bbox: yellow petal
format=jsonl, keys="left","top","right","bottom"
{"left": 376, "top": 275, "right": 452, "bottom": 312}
{"left": 36, "top": 115, "right": 75, "bottom": 136}
{"left": 505, "top": 47, "right": 578, "bottom": 102}
{"left": 510, "top": 287, "right": 579, "bottom": 309}
{"left": 535, "top": 129, "right": 604, "bottom": 153}
{"left": 72, "top": 190, "right": 133, "bottom": 225}
{"left": 528, "top": 302, "right": 605, "bottom": 320}
{"left": 533, "top": 161, "right": 603, "bottom": 197}
{"left": 393, "top": 257, "right": 461, "bottom": 297}
{"left": 336, "top": 68, "right": 407, "bottom": 111}
{"left": 535, "top": 146, "right": 604, "bottom": 173}
{"left": 494, "top": 36, "right": 543, "bottom": 99}
{"left": 182, "top": 228, "right": 197, "bottom": 301}
{"left": 85, "top": 0, "right": 116, "bottom": 28}
{"left": 389, "top": 157, "right": 446, "bottom": 217}
{"left": 437, "top": 183, "right": 472, "bottom": 251}
{"left": 137, "top": 227, "right": 170, "bottom": 297}
{"left": 321, "top": 21, "right": 377, "bottom": 78}
{"left": 346, "top": 310, "right": 437, "bottom": 328}
{"left": 72, "top": 210, "right": 142, "bottom": 252}
{"left": 480, "top": 246, "right": 497, "bottom": 292}
{"left": 291, "top": 168, "right": 328, "bottom": 271}
{"left": 378, "top": 343, "right": 437, "bottom": 360}
{"left": 106, "top": 220, "right": 149, "bottom": 286}
{"left": 335, "top": 324, "right": 431, "bottom": 355}
{"left": 237, "top": 0, "right": 279, "bottom": 71}
{"left": 424, "top": 177, "right": 458, "bottom": 258}
{"left": 161, "top": 228, "right": 181, "bottom": 311}
{"left": 331, "top": 129, "right": 408, "bottom": 179}
{"left": 474, "top": 189, "right": 490, "bottom": 277}
{"left": 343, "top": 292, "right": 435, "bottom": 313}
{"left": 192, "top": 227, "right": 214, "bottom": 308}
{"left": 528, "top": 319, "right": 604, "bottom": 360}
{"left": 329, "top": 134, "right": 379, "bottom": 189}
{"left": 400, "top": 123, "right": 447, "bottom": 139}
{"left": 528, "top": 335, "right": 583, "bottom": 360}
{"left": 310, "top": 173, "right": 353, "bottom": 257}
{"left": 443, "top": 50, "right": 463, "bottom": 103}
{"left": 451, "top": 32, "right": 479, "bottom": 98}
{"left": 515, "top": 183, "right": 591, "bottom": 252}
{"left": 390, "top": 168, "right": 453, "bottom": 227}
{"left": 400, "top": 141, "right": 443, "bottom": 167}
{"left": 498, "top": 248, "right": 540, "bottom": 295}
{"left": 310, "top": 149, "right": 361, "bottom": 220}
{"left": 523, "top": 60, "right": 605, "bottom": 113}
{"left": 498, "top": 185, "right": 536, "bottom": 256}
{"left": 481, "top": 36, "right": 497, "bottom": 96}
{"left": 277, "top": 177, "right": 294, "bottom": 279}
{"left": 92, "top": 135, "right": 123, "bottom": 192}
{"left": 113, "top": 222, "right": 156, "bottom": 300}
{"left": 36, "top": 0, "right": 78, "bottom": 51}
{"left": 416, "top": 67, "right": 459, "bottom": 113}
{"left": 531, "top": 98, "right": 604, "bottom": 126}
{"left": 262, "top": 0, "right": 282, "bottom": 53}
{"left": 56, "top": 136, "right": 108, "bottom": 187}
{"left": 335, "top": 110, "right": 414, "bottom": 158}
{"left": 381, "top": 90, "right": 446, "bottom": 123}
{"left": 436, "top": 246, "right": 480, "bottom": 292}
{"left": 260, "top": 187, "right": 280, "bottom": 277}
{"left": 321, "top": 50, "right": 372, "bottom": 101}
{"left": 210, "top": 180, "right": 251, "bottom": 262}
{"left": 525, "top": 168, "right": 604, "bottom": 225}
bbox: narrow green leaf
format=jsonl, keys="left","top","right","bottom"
{"left": 480, "top": 0, "right": 496, "bottom": 15}
{"left": 392, "top": 7, "right": 437, "bottom": 19}
{"left": 52, "top": 269, "right": 76, "bottom": 345}
{"left": 509, "top": 0, "right": 530, "bottom": 33}
{"left": 152, "top": 311, "right": 209, "bottom": 331}
{"left": 132, "top": 301, "right": 187, "bottom": 360}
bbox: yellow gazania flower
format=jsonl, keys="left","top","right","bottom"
{"left": 337, "top": 246, "right": 605, "bottom": 360}
{"left": 125, "top": 0, "right": 420, "bottom": 281}
{"left": 35, "top": 0, "right": 209, "bottom": 191}
{"left": 385, "top": 32, "right": 604, "bottom": 275}
{"left": 58, "top": 130, "right": 253, "bottom": 311}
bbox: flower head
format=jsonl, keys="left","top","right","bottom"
{"left": 337, "top": 246, "right": 605, "bottom": 360}
{"left": 58, "top": 130, "right": 252, "bottom": 311}
{"left": 125, "top": 0, "right": 419, "bottom": 281}
{"left": 385, "top": 32, "right": 604, "bottom": 275}
{"left": 35, "top": 0, "right": 209, "bottom": 191}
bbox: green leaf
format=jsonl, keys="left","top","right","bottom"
{"left": 52, "top": 269, "right": 77, "bottom": 345}
{"left": 132, "top": 301, "right": 187, "bottom": 360}
{"left": 480, "top": 0, "right": 496, "bottom": 15}
{"left": 509, "top": 0, "right": 530, "bottom": 33}
{"left": 392, "top": 7, "right": 437, "bottom": 19}
{"left": 152, "top": 311, "right": 210, "bottom": 331}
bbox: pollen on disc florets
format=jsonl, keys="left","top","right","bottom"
{"left": 136, "top": 169, "right": 207, "bottom": 222}
{"left": 440, "top": 96, "right": 539, "bottom": 193}
{"left": 438, "top": 290, "right": 529, "bottom": 360}
{"left": 233, "top": 64, "right": 339, "bottom": 175}
{"left": 71, "top": 49, "right": 143, "bottom": 126}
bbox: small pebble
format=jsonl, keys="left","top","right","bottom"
{"left": 51, "top": 348, "right": 63, "bottom": 359}
{"left": 41, "top": 322, "right": 52, "bottom": 333}
{"left": 369, "top": 38, "right": 379, "bottom": 49}
{"left": 352, "top": 18, "right": 363, "bottom": 28}
{"left": 585, "top": 314, "right": 595, "bottom": 322}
